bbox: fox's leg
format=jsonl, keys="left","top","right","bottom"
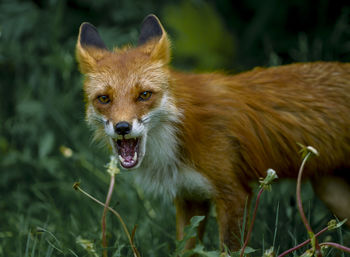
{"left": 175, "top": 198, "right": 211, "bottom": 249}
{"left": 312, "top": 175, "right": 350, "bottom": 225}
{"left": 215, "top": 186, "right": 251, "bottom": 251}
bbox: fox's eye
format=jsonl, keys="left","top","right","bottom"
{"left": 138, "top": 91, "right": 152, "bottom": 101}
{"left": 97, "top": 95, "right": 110, "bottom": 104}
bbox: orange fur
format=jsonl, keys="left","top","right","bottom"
{"left": 170, "top": 64, "right": 350, "bottom": 249}
{"left": 76, "top": 16, "right": 350, "bottom": 251}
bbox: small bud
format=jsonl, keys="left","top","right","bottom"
{"left": 320, "top": 244, "right": 329, "bottom": 250}
{"left": 59, "top": 145, "right": 73, "bottom": 158}
{"left": 76, "top": 236, "right": 98, "bottom": 255}
{"left": 306, "top": 146, "right": 319, "bottom": 156}
{"left": 263, "top": 246, "right": 275, "bottom": 257}
{"left": 259, "top": 169, "right": 278, "bottom": 190}
{"left": 73, "top": 182, "right": 80, "bottom": 190}
{"left": 267, "top": 168, "right": 278, "bottom": 179}
{"left": 300, "top": 249, "right": 314, "bottom": 257}
{"left": 297, "top": 143, "right": 319, "bottom": 159}
{"left": 327, "top": 219, "right": 337, "bottom": 230}
{"left": 106, "top": 155, "right": 120, "bottom": 176}
{"left": 328, "top": 218, "right": 347, "bottom": 230}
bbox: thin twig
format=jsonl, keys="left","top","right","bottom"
{"left": 240, "top": 187, "right": 265, "bottom": 257}
{"left": 102, "top": 174, "right": 115, "bottom": 257}
{"left": 296, "top": 153, "right": 313, "bottom": 233}
{"left": 296, "top": 152, "right": 322, "bottom": 257}
{"left": 277, "top": 226, "right": 329, "bottom": 257}
{"left": 319, "top": 242, "right": 350, "bottom": 253}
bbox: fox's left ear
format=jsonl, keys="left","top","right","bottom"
{"left": 138, "top": 14, "right": 171, "bottom": 64}
{"left": 76, "top": 22, "right": 108, "bottom": 74}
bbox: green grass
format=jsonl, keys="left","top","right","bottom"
{"left": 4, "top": 162, "right": 349, "bottom": 256}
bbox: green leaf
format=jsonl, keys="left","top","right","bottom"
{"left": 173, "top": 216, "right": 205, "bottom": 256}
{"left": 229, "top": 251, "right": 241, "bottom": 257}
{"left": 39, "top": 132, "right": 54, "bottom": 158}
{"left": 243, "top": 246, "right": 256, "bottom": 254}
{"left": 182, "top": 244, "right": 221, "bottom": 257}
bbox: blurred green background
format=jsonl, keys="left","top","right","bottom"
{"left": 1, "top": 0, "right": 350, "bottom": 256}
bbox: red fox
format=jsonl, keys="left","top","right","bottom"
{"left": 76, "top": 14, "right": 350, "bottom": 251}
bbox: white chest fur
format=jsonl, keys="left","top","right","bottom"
{"left": 135, "top": 163, "right": 213, "bottom": 200}
{"left": 134, "top": 119, "right": 213, "bottom": 200}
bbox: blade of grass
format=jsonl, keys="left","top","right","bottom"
{"left": 68, "top": 249, "right": 79, "bottom": 257}
{"left": 45, "top": 240, "right": 63, "bottom": 254}
{"left": 24, "top": 232, "right": 31, "bottom": 257}
{"left": 272, "top": 201, "right": 280, "bottom": 249}
{"left": 30, "top": 234, "right": 37, "bottom": 257}
{"left": 45, "top": 245, "right": 53, "bottom": 257}
{"left": 240, "top": 197, "right": 249, "bottom": 246}
{"left": 337, "top": 225, "right": 345, "bottom": 257}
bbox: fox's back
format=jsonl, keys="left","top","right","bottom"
{"left": 172, "top": 62, "right": 350, "bottom": 181}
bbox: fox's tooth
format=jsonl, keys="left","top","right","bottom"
{"left": 118, "top": 155, "right": 125, "bottom": 163}
{"left": 133, "top": 152, "right": 137, "bottom": 162}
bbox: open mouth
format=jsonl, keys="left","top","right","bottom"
{"left": 113, "top": 137, "right": 140, "bottom": 169}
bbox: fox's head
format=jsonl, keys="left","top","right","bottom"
{"left": 76, "top": 15, "right": 179, "bottom": 170}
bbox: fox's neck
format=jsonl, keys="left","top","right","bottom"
{"left": 133, "top": 75, "right": 213, "bottom": 199}
{"left": 134, "top": 89, "right": 182, "bottom": 199}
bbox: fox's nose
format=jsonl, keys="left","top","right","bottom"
{"left": 115, "top": 121, "right": 132, "bottom": 135}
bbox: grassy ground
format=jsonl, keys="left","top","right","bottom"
{"left": 2, "top": 157, "right": 349, "bottom": 256}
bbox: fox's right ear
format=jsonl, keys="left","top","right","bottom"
{"left": 138, "top": 15, "right": 171, "bottom": 64}
{"left": 76, "top": 22, "right": 108, "bottom": 74}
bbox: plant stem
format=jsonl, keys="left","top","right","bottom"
{"left": 319, "top": 242, "right": 350, "bottom": 253}
{"left": 277, "top": 226, "right": 328, "bottom": 257}
{"left": 75, "top": 184, "right": 140, "bottom": 257}
{"left": 296, "top": 153, "right": 312, "bottom": 233}
{"left": 102, "top": 174, "right": 115, "bottom": 257}
{"left": 240, "top": 187, "right": 264, "bottom": 257}
{"left": 296, "top": 152, "right": 322, "bottom": 257}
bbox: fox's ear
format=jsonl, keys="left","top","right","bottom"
{"left": 138, "top": 14, "right": 171, "bottom": 64}
{"left": 76, "top": 22, "right": 108, "bottom": 73}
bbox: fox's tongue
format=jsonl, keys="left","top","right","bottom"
{"left": 116, "top": 138, "right": 139, "bottom": 168}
